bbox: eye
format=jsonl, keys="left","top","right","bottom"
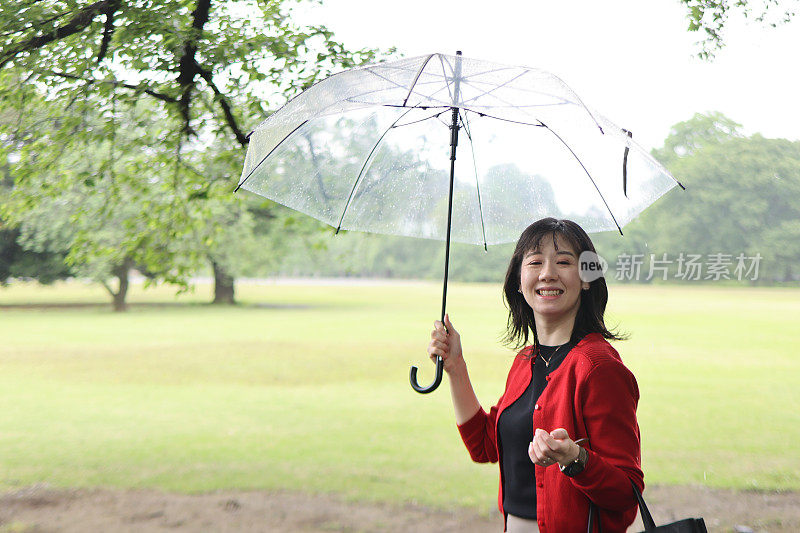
{"left": 527, "top": 260, "right": 542, "bottom": 266}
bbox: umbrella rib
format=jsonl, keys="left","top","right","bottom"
{"left": 435, "top": 115, "right": 452, "bottom": 128}
{"left": 393, "top": 110, "right": 448, "bottom": 128}
{"left": 540, "top": 121, "right": 624, "bottom": 235}
{"left": 455, "top": 76, "right": 576, "bottom": 122}
{"left": 345, "top": 74, "right": 444, "bottom": 105}
{"left": 437, "top": 54, "right": 457, "bottom": 106}
{"left": 234, "top": 120, "right": 309, "bottom": 192}
{"left": 381, "top": 67, "right": 481, "bottom": 110}
{"left": 546, "top": 73, "right": 605, "bottom": 134}
{"left": 424, "top": 64, "right": 522, "bottom": 105}
{"left": 395, "top": 66, "right": 583, "bottom": 120}
{"left": 459, "top": 69, "right": 528, "bottom": 106}
{"left": 359, "top": 57, "right": 451, "bottom": 108}
{"left": 414, "top": 81, "right": 459, "bottom": 107}
{"left": 457, "top": 77, "right": 547, "bottom": 119}
{"left": 469, "top": 112, "right": 548, "bottom": 128}
{"left": 380, "top": 101, "right": 571, "bottom": 114}
{"left": 335, "top": 108, "right": 416, "bottom": 233}
{"left": 460, "top": 110, "right": 488, "bottom": 250}
{"left": 347, "top": 80, "right": 451, "bottom": 110}
{"left": 452, "top": 73, "right": 598, "bottom": 127}
{"left": 459, "top": 65, "right": 516, "bottom": 77}
{"left": 405, "top": 72, "right": 469, "bottom": 109}
{"left": 454, "top": 68, "right": 606, "bottom": 133}
{"left": 458, "top": 77, "right": 573, "bottom": 106}
{"left": 364, "top": 65, "right": 423, "bottom": 95}
{"left": 402, "top": 60, "right": 516, "bottom": 108}
{"left": 402, "top": 53, "right": 437, "bottom": 107}
{"left": 343, "top": 68, "right": 439, "bottom": 107}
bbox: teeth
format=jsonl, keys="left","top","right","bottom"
{"left": 538, "top": 289, "right": 562, "bottom": 296}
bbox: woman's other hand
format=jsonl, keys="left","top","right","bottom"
{"left": 428, "top": 314, "right": 465, "bottom": 375}
{"left": 528, "top": 428, "right": 581, "bottom": 467}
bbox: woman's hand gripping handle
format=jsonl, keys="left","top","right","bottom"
{"left": 426, "top": 314, "right": 480, "bottom": 424}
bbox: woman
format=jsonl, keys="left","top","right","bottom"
{"left": 427, "top": 218, "right": 642, "bottom": 533}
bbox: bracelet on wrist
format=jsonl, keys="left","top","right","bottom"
{"left": 559, "top": 446, "right": 588, "bottom": 477}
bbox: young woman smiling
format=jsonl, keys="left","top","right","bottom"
{"left": 427, "top": 218, "right": 642, "bottom": 533}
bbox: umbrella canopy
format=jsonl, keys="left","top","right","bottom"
{"left": 237, "top": 52, "right": 682, "bottom": 393}
{"left": 238, "top": 53, "right": 680, "bottom": 246}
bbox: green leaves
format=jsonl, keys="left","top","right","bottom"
{"left": 3, "top": 85, "right": 195, "bottom": 290}
{"left": 1, "top": 0, "right": 383, "bottom": 146}
{"left": 680, "top": 0, "right": 800, "bottom": 58}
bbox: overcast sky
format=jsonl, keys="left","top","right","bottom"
{"left": 292, "top": 0, "right": 800, "bottom": 150}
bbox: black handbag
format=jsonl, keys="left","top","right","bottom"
{"left": 587, "top": 481, "right": 707, "bottom": 533}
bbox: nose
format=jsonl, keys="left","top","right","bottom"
{"left": 538, "top": 259, "right": 558, "bottom": 281}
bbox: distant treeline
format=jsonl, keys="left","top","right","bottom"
{"left": 3, "top": 113, "right": 798, "bottom": 313}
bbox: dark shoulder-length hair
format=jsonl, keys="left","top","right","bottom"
{"left": 502, "top": 217, "right": 626, "bottom": 350}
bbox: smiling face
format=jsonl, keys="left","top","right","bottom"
{"left": 519, "top": 233, "right": 589, "bottom": 327}
{"left": 503, "top": 218, "right": 615, "bottom": 349}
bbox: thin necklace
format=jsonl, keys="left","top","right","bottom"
{"left": 539, "top": 343, "right": 567, "bottom": 367}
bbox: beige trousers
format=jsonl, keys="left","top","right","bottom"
{"left": 506, "top": 513, "right": 540, "bottom": 533}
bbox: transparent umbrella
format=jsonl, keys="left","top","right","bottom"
{"left": 236, "top": 51, "right": 683, "bottom": 393}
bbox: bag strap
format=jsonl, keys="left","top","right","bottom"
{"left": 588, "top": 481, "right": 657, "bottom": 533}
{"left": 587, "top": 502, "right": 600, "bottom": 533}
{"left": 630, "top": 479, "right": 658, "bottom": 530}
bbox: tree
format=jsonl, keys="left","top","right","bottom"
{"left": 0, "top": 0, "right": 382, "bottom": 304}
{"left": 653, "top": 112, "right": 744, "bottom": 163}
{"left": 1, "top": 0, "right": 378, "bottom": 146}
{"left": 185, "top": 131, "right": 339, "bottom": 304}
{"left": 680, "top": 0, "right": 799, "bottom": 58}
{"left": 1, "top": 85, "right": 210, "bottom": 310}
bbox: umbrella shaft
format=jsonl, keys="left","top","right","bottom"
{"left": 449, "top": 107, "right": 459, "bottom": 161}
{"left": 441, "top": 106, "right": 460, "bottom": 322}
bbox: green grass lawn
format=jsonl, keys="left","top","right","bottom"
{"left": 0, "top": 280, "right": 798, "bottom": 512}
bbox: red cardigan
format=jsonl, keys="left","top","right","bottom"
{"left": 457, "top": 333, "right": 643, "bottom": 533}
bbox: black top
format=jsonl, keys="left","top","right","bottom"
{"left": 497, "top": 340, "right": 576, "bottom": 519}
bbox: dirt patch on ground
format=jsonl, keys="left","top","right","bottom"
{"left": 1, "top": 485, "right": 797, "bottom": 532}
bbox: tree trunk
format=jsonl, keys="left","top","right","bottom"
{"left": 211, "top": 260, "right": 235, "bottom": 305}
{"left": 111, "top": 260, "right": 132, "bottom": 312}
{"left": 101, "top": 259, "right": 133, "bottom": 312}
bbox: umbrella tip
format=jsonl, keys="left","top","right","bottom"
{"left": 456, "top": 50, "right": 462, "bottom": 56}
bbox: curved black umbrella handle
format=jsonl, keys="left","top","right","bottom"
{"left": 409, "top": 356, "right": 444, "bottom": 394}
